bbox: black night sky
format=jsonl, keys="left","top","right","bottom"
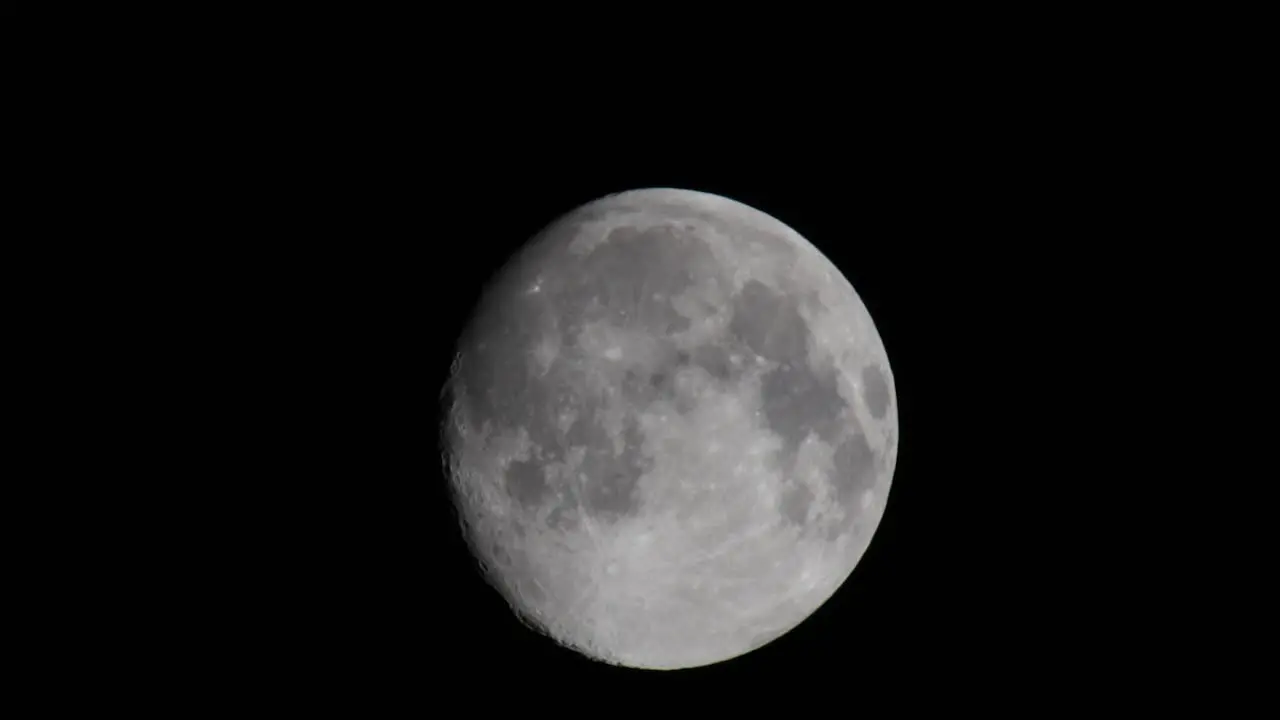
{"left": 10, "top": 8, "right": 1239, "bottom": 711}
{"left": 160, "top": 60, "right": 1184, "bottom": 707}
{"left": 240, "top": 123, "right": 1141, "bottom": 699}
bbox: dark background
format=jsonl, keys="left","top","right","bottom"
{"left": 210, "top": 119, "right": 1146, "bottom": 701}
{"left": 39, "top": 33, "right": 1219, "bottom": 707}
{"left": 8, "top": 11, "right": 1257, "bottom": 710}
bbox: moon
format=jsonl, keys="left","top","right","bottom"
{"left": 442, "top": 188, "right": 898, "bottom": 670}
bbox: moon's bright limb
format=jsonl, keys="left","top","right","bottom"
{"left": 443, "top": 188, "right": 898, "bottom": 670}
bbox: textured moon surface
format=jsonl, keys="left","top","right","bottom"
{"left": 442, "top": 188, "right": 898, "bottom": 670}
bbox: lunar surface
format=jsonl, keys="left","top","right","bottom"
{"left": 442, "top": 188, "right": 898, "bottom": 670}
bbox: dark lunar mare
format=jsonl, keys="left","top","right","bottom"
{"left": 454, "top": 207, "right": 727, "bottom": 525}
{"left": 575, "top": 417, "right": 653, "bottom": 520}
{"left": 723, "top": 278, "right": 878, "bottom": 526}
{"left": 860, "top": 363, "right": 891, "bottom": 420}
{"left": 453, "top": 196, "right": 884, "bottom": 534}
{"left": 831, "top": 433, "right": 876, "bottom": 507}
{"left": 504, "top": 458, "right": 548, "bottom": 507}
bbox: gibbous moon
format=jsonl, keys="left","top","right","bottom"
{"left": 443, "top": 188, "right": 898, "bottom": 670}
